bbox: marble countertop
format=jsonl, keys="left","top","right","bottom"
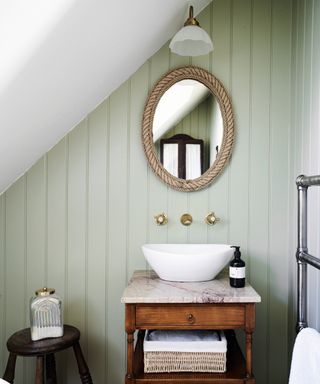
{"left": 121, "top": 269, "right": 261, "bottom": 304}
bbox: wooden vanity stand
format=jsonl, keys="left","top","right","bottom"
{"left": 121, "top": 270, "right": 261, "bottom": 384}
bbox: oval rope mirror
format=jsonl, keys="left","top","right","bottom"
{"left": 142, "top": 66, "right": 235, "bottom": 191}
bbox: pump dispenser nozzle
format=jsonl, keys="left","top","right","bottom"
{"left": 230, "top": 246, "right": 241, "bottom": 257}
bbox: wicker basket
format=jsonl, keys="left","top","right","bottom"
{"left": 143, "top": 330, "right": 227, "bottom": 373}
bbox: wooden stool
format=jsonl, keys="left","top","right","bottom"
{"left": 2, "top": 324, "right": 93, "bottom": 384}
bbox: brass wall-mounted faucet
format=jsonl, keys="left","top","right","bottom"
{"left": 154, "top": 213, "right": 168, "bottom": 225}
{"left": 205, "top": 212, "right": 220, "bottom": 225}
{"left": 154, "top": 212, "right": 219, "bottom": 226}
{"left": 180, "top": 213, "right": 193, "bottom": 226}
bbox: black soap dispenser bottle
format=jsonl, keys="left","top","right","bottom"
{"left": 229, "top": 246, "right": 245, "bottom": 288}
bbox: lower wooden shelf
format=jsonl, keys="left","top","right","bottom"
{"left": 132, "top": 330, "right": 254, "bottom": 384}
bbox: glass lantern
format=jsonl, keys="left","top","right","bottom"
{"left": 30, "top": 287, "right": 63, "bottom": 341}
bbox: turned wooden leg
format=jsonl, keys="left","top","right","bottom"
{"left": 125, "top": 304, "right": 136, "bottom": 384}
{"left": 73, "top": 341, "right": 93, "bottom": 384}
{"left": 45, "top": 354, "right": 57, "bottom": 384}
{"left": 125, "top": 331, "right": 135, "bottom": 384}
{"left": 35, "top": 356, "right": 44, "bottom": 384}
{"left": 3, "top": 353, "right": 17, "bottom": 383}
{"left": 245, "top": 332, "right": 253, "bottom": 378}
{"left": 245, "top": 303, "right": 255, "bottom": 379}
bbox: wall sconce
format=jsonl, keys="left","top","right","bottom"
{"left": 169, "top": 5, "right": 213, "bottom": 57}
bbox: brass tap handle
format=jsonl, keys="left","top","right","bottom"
{"left": 154, "top": 213, "right": 168, "bottom": 226}
{"left": 180, "top": 213, "right": 193, "bottom": 226}
{"left": 205, "top": 212, "right": 220, "bottom": 225}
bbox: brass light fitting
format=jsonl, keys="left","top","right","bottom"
{"left": 169, "top": 4, "right": 213, "bottom": 57}
{"left": 184, "top": 6, "right": 200, "bottom": 27}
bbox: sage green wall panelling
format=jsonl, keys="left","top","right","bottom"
{"left": 207, "top": 0, "right": 231, "bottom": 246}
{"left": 87, "top": 101, "right": 108, "bottom": 382}
{"left": 26, "top": 159, "right": 46, "bottom": 292}
{"left": 108, "top": 82, "right": 129, "bottom": 384}
{"left": 287, "top": 0, "right": 298, "bottom": 359}
{"left": 47, "top": 139, "right": 68, "bottom": 304}
{"left": 128, "top": 63, "right": 149, "bottom": 277}
{"left": 0, "top": 1, "right": 295, "bottom": 383}
{"left": 47, "top": 138, "right": 68, "bottom": 383}
{"left": 229, "top": 0, "right": 251, "bottom": 266}
{"left": 249, "top": 0, "right": 272, "bottom": 380}
{"left": 268, "top": 1, "right": 292, "bottom": 382}
{"left": 67, "top": 121, "right": 89, "bottom": 383}
{"left": 5, "top": 178, "right": 26, "bottom": 382}
{"left": 25, "top": 158, "right": 47, "bottom": 381}
{"left": 228, "top": 0, "right": 252, "bottom": 368}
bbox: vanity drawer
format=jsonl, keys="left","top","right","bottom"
{"left": 135, "top": 304, "right": 246, "bottom": 328}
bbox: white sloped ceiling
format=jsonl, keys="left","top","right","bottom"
{"left": 0, "top": 0, "right": 211, "bottom": 193}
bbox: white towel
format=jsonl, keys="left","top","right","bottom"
{"left": 144, "top": 330, "right": 227, "bottom": 353}
{"left": 147, "top": 330, "right": 220, "bottom": 342}
{"left": 289, "top": 327, "right": 320, "bottom": 384}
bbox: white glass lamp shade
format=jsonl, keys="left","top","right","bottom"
{"left": 169, "top": 25, "right": 213, "bottom": 57}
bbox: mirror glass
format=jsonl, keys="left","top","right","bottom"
{"left": 152, "top": 79, "right": 223, "bottom": 180}
{"left": 142, "top": 66, "right": 234, "bottom": 192}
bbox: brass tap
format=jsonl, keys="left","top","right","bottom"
{"left": 180, "top": 213, "right": 193, "bottom": 226}
{"left": 205, "top": 212, "right": 220, "bottom": 225}
{"left": 154, "top": 213, "right": 168, "bottom": 226}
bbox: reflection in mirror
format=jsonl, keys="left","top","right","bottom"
{"left": 160, "top": 134, "right": 203, "bottom": 179}
{"left": 153, "top": 79, "right": 223, "bottom": 180}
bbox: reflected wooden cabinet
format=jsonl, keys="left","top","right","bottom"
{"left": 160, "top": 134, "right": 204, "bottom": 179}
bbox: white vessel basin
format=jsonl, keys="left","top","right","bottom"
{"left": 142, "top": 244, "right": 234, "bottom": 282}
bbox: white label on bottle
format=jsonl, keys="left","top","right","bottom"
{"left": 229, "top": 266, "right": 245, "bottom": 279}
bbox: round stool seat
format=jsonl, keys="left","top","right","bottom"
{"left": 7, "top": 325, "right": 80, "bottom": 356}
{"left": 2, "top": 324, "right": 92, "bottom": 384}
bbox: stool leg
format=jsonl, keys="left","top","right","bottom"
{"left": 45, "top": 354, "right": 57, "bottom": 384}
{"left": 3, "top": 353, "right": 17, "bottom": 383}
{"left": 72, "top": 341, "right": 93, "bottom": 384}
{"left": 35, "top": 356, "right": 44, "bottom": 384}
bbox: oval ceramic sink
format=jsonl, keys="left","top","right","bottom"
{"left": 142, "top": 244, "right": 234, "bottom": 282}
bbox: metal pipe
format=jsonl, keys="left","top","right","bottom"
{"left": 295, "top": 174, "right": 320, "bottom": 332}
{"left": 296, "top": 261, "right": 307, "bottom": 332}
{"left": 301, "top": 252, "right": 320, "bottom": 270}
{"left": 296, "top": 184, "right": 308, "bottom": 332}
{"left": 296, "top": 174, "right": 320, "bottom": 187}
{"left": 297, "top": 185, "right": 308, "bottom": 254}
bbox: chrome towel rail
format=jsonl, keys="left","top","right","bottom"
{"left": 296, "top": 174, "right": 320, "bottom": 333}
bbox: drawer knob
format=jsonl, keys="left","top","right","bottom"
{"left": 187, "top": 314, "right": 195, "bottom": 324}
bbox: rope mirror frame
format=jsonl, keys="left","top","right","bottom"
{"left": 142, "top": 66, "right": 235, "bottom": 192}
